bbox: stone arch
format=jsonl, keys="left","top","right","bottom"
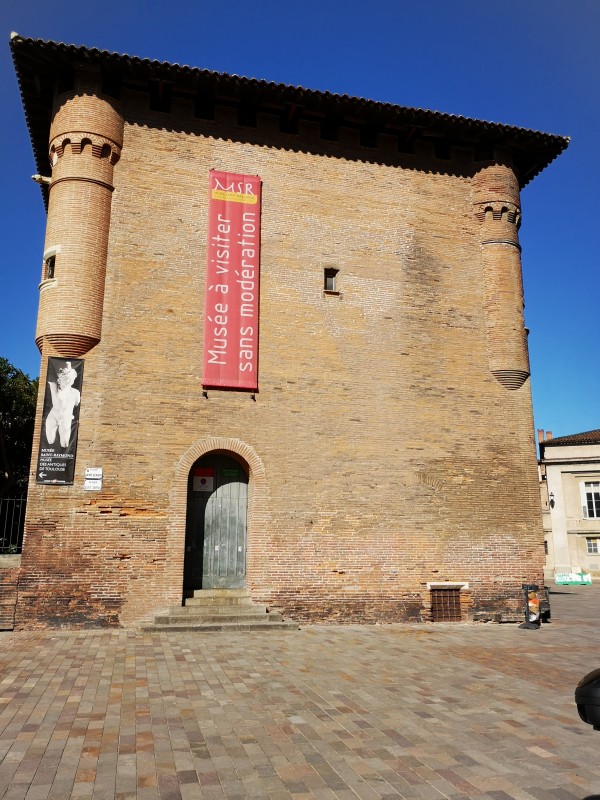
{"left": 166, "top": 437, "right": 268, "bottom": 594}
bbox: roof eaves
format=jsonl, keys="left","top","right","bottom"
{"left": 10, "top": 33, "right": 571, "bottom": 199}
{"left": 542, "top": 430, "right": 600, "bottom": 448}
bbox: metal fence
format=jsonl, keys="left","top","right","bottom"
{"left": 0, "top": 495, "right": 26, "bottom": 554}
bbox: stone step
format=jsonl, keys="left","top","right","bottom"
{"left": 154, "top": 611, "right": 285, "bottom": 625}
{"left": 143, "top": 620, "right": 298, "bottom": 632}
{"left": 168, "top": 604, "right": 270, "bottom": 616}
{"left": 187, "top": 589, "right": 249, "bottom": 599}
{"left": 143, "top": 588, "right": 298, "bottom": 632}
{"left": 184, "top": 589, "right": 256, "bottom": 607}
{"left": 184, "top": 596, "right": 254, "bottom": 607}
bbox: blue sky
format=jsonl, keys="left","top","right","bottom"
{"left": 1, "top": 0, "right": 598, "bottom": 438}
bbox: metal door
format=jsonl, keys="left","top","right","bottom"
{"left": 184, "top": 453, "right": 248, "bottom": 590}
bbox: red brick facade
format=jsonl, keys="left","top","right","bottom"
{"left": 10, "top": 36, "right": 568, "bottom": 627}
{"left": 0, "top": 564, "right": 19, "bottom": 630}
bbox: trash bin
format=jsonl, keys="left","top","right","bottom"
{"left": 538, "top": 586, "right": 551, "bottom": 623}
{"left": 575, "top": 669, "right": 600, "bottom": 730}
{"left": 518, "top": 583, "right": 541, "bottom": 629}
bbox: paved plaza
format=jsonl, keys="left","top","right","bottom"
{"left": 1, "top": 586, "right": 600, "bottom": 800}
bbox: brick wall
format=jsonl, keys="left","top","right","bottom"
{"left": 17, "top": 81, "right": 546, "bottom": 627}
{"left": 0, "top": 557, "right": 20, "bottom": 630}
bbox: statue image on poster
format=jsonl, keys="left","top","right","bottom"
{"left": 36, "top": 358, "right": 84, "bottom": 484}
{"left": 45, "top": 361, "right": 80, "bottom": 447}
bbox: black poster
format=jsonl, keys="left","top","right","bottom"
{"left": 36, "top": 358, "right": 84, "bottom": 485}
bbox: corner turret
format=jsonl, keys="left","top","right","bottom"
{"left": 473, "top": 158, "right": 529, "bottom": 390}
{"left": 36, "top": 65, "right": 124, "bottom": 356}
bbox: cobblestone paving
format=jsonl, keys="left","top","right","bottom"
{"left": 1, "top": 586, "right": 600, "bottom": 799}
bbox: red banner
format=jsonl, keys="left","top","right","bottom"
{"left": 202, "top": 170, "right": 261, "bottom": 390}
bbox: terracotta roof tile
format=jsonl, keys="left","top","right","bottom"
{"left": 543, "top": 430, "right": 600, "bottom": 447}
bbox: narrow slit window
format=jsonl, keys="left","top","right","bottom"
{"left": 45, "top": 256, "right": 55, "bottom": 280}
{"left": 324, "top": 268, "right": 339, "bottom": 293}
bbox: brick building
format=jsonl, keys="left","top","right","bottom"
{"left": 5, "top": 34, "right": 568, "bottom": 628}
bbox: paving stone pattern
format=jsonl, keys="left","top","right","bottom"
{"left": 1, "top": 586, "right": 600, "bottom": 799}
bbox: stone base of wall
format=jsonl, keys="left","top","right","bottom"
{"left": 267, "top": 587, "right": 525, "bottom": 625}
{"left": 9, "top": 554, "right": 532, "bottom": 629}
{"left": 270, "top": 594, "right": 426, "bottom": 624}
{"left": 470, "top": 593, "right": 524, "bottom": 623}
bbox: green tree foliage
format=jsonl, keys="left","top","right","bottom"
{"left": 0, "top": 357, "right": 39, "bottom": 497}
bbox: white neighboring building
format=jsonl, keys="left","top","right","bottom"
{"left": 539, "top": 430, "right": 600, "bottom": 580}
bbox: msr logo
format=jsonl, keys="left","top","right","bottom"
{"left": 211, "top": 172, "right": 259, "bottom": 205}
{"left": 213, "top": 176, "right": 255, "bottom": 196}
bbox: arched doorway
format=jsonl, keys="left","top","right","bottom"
{"left": 184, "top": 452, "right": 249, "bottom": 590}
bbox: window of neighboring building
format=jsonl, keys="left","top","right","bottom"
{"left": 586, "top": 538, "right": 599, "bottom": 555}
{"left": 581, "top": 481, "right": 600, "bottom": 519}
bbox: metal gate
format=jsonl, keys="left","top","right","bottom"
{"left": 0, "top": 495, "right": 26, "bottom": 554}
{"left": 184, "top": 453, "right": 248, "bottom": 590}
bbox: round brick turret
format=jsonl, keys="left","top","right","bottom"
{"left": 36, "top": 68, "right": 124, "bottom": 356}
{"left": 473, "top": 163, "right": 529, "bottom": 390}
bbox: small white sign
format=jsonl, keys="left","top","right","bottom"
{"left": 193, "top": 475, "right": 214, "bottom": 492}
{"left": 84, "top": 479, "right": 102, "bottom": 491}
{"left": 85, "top": 467, "right": 103, "bottom": 479}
